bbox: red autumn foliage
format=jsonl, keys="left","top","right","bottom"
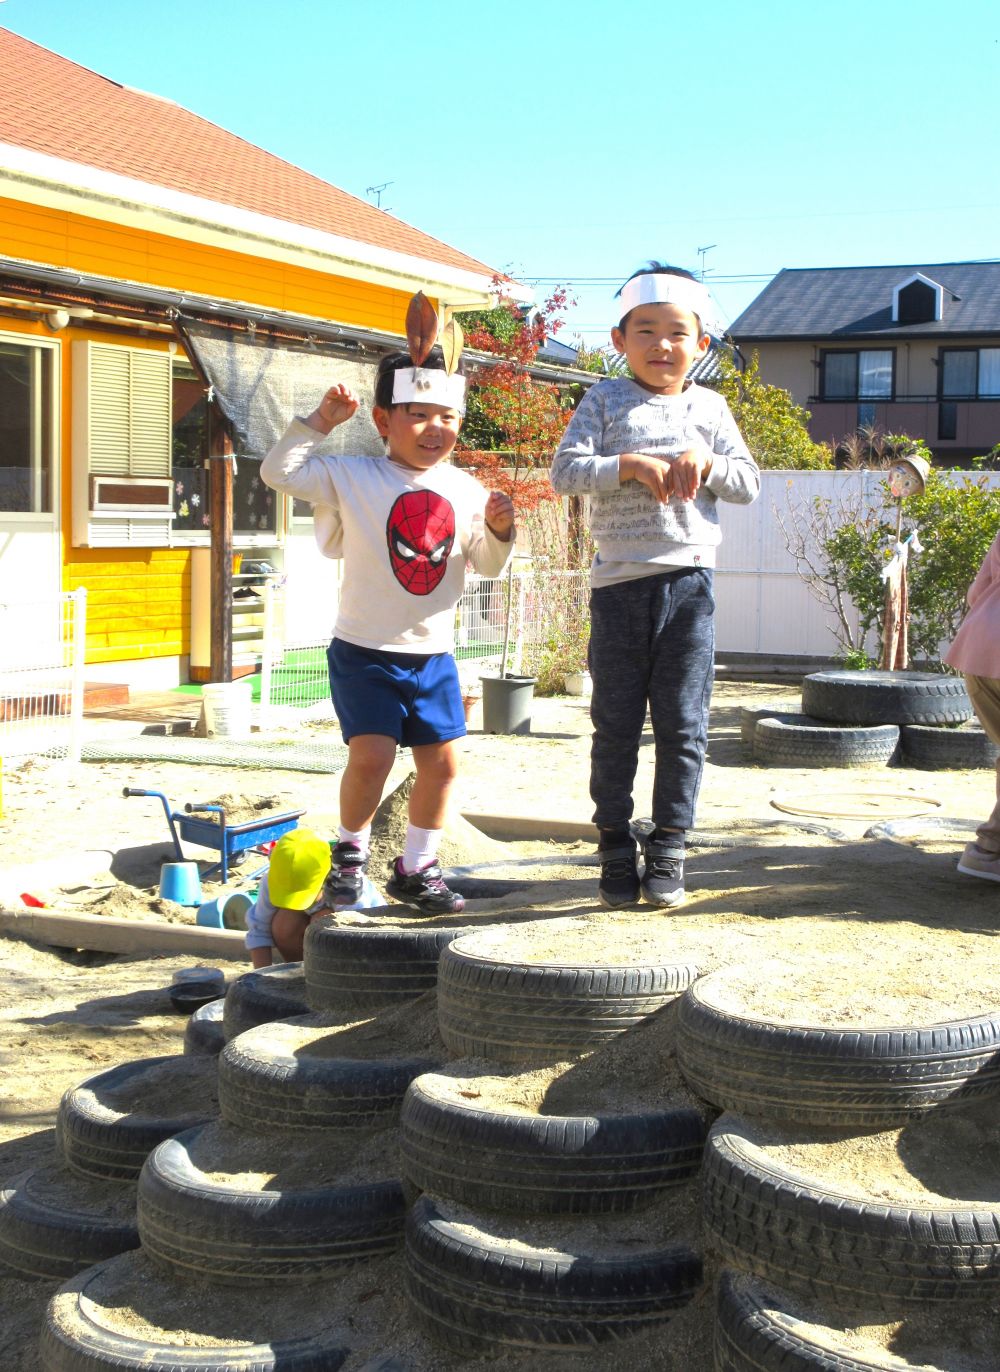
{"left": 455, "top": 278, "right": 573, "bottom": 513}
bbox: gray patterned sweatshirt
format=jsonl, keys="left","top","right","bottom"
{"left": 550, "top": 379, "right": 760, "bottom": 585}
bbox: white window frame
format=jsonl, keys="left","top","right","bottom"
{"left": 0, "top": 329, "right": 60, "bottom": 524}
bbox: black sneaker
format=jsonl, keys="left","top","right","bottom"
{"left": 323, "top": 841, "right": 366, "bottom": 906}
{"left": 598, "top": 836, "right": 640, "bottom": 909}
{"left": 385, "top": 858, "right": 465, "bottom": 914}
{"left": 641, "top": 837, "right": 685, "bottom": 908}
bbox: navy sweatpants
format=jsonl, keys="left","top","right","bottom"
{"left": 588, "top": 567, "right": 715, "bottom": 833}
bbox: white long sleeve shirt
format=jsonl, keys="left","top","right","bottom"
{"left": 262, "top": 420, "right": 514, "bottom": 654}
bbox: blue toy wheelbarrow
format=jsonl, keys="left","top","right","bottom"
{"left": 124, "top": 788, "right": 305, "bottom": 883}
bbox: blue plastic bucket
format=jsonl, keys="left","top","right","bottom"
{"left": 159, "top": 861, "right": 203, "bottom": 906}
{"left": 196, "top": 890, "right": 254, "bottom": 930}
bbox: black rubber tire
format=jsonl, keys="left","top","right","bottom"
{"left": 900, "top": 721, "right": 1000, "bottom": 771}
{"left": 222, "top": 962, "right": 309, "bottom": 1040}
{"left": 704, "top": 1115, "right": 1000, "bottom": 1306}
{"left": 740, "top": 706, "right": 814, "bottom": 751}
{"left": 715, "top": 1270, "right": 895, "bottom": 1371}
{"left": 676, "top": 974, "right": 1000, "bottom": 1127}
{"left": 801, "top": 670, "right": 971, "bottom": 726}
{"left": 0, "top": 1165, "right": 139, "bottom": 1280}
{"left": 217, "top": 1017, "right": 439, "bottom": 1130}
{"left": 437, "top": 939, "right": 697, "bottom": 1062}
{"left": 752, "top": 717, "right": 899, "bottom": 768}
{"left": 400, "top": 1075, "right": 707, "bottom": 1214}
{"left": 40, "top": 1256, "right": 350, "bottom": 1371}
{"left": 57, "top": 1057, "right": 219, "bottom": 1182}
{"left": 404, "top": 1194, "right": 702, "bottom": 1355}
{"left": 137, "top": 1124, "right": 405, "bottom": 1283}
{"left": 304, "top": 922, "right": 461, "bottom": 1013}
{"left": 182, "top": 998, "right": 226, "bottom": 1057}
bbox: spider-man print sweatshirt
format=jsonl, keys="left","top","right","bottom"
{"left": 550, "top": 379, "right": 759, "bottom": 586}
{"left": 262, "top": 419, "right": 514, "bottom": 654}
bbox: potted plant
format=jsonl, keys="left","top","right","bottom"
{"left": 455, "top": 283, "right": 573, "bottom": 734}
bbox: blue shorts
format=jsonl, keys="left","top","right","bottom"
{"left": 327, "top": 639, "right": 466, "bottom": 747}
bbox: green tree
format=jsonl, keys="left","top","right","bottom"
{"left": 712, "top": 350, "right": 832, "bottom": 470}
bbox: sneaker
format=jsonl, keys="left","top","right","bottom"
{"left": 385, "top": 857, "right": 466, "bottom": 914}
{"left": 641, "top": 837, "right": 686, "bottom": 908}
{"left": 598, "top": 836, "right": 640, "bottom": 909}
{"left": 957, "top": 843, "right": 1000, "bottom": 884}
{"left": 323, "top": 841, "right": 366, "bottom": 905}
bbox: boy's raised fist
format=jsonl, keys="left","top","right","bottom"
{"left": 307, "top": 384, "right": 360, "bottom": 435}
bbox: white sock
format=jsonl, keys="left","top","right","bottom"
{"left": 338, "top": 824, "right": 371, "bottom": 858}
{"left": 402, "top": 824, "right": 441, "bottom": 874}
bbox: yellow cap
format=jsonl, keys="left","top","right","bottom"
{"left": 267, "top": 828, "right": 331, "bottom": 910}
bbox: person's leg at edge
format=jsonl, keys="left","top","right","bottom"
{"left": 643, "top": 568, "right": 715, "bottom": 908}
{"left": 385, "top": 739, "right": 465, "bottom": 912}
{"left": 589, "top": 581, "right": 651, "bottom": 907}
{"left": 331, "top": 733, "right": 396, "bottom": 900}
{"left": 959, "top": 674, "right": 1000, "bottom": 881}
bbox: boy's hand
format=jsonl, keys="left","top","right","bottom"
{"left": 670, "top": 447, "right": 712, "bottom": 502}
{"left": 619, "top": 453, "right": 675, "bottom": 503}
{"left": 485, "top": 491, "right": 515, "bottom": 540}
{"left": 305, "top": 384, "right": 360, "bottom": 435}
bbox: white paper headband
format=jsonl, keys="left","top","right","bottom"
{"left": 618, "top": 274, "right": 720, "bottom": 335}
{"left": 392, "top": 367, "right": 467, "bottom": 415}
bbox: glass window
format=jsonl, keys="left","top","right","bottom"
{"left": 823, "top": 352, "right": 856, "bottom": 399}
{"left": 979, "top": 349, "right": 1000, "bottom": 398}
{"left": 858, "top": 350, "right": 892, "bottom": 398}
{"left": 938, "top": 402, "right": 958, "bottom": 441}
{"left": 941, "top": 350, "right": 977, "bottom": 398}
{"left": 0, "top": 338, "right": 54, "bottom": 514}
{"left": 171, "top": 360, "right": 277, "bottom": 538}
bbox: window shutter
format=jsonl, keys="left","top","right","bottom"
{"left": 72, "top": 341, "right": 174, "bottom": 547}
{"left": 85, "top": 343, "right": 172, "bottom": 477}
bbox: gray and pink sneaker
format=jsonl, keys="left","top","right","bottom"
{"left": 385, "top": 858, "right": 465, "bottom": 914}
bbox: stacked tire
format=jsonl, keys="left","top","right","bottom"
{"left": 744, "top": 670, "right": 975, "bottom": 769}
{"left": 28, "top": 918, "right": 464, "bottom": 1370}
{"left": 675, "top": 965, "right": 1000, "bottom": 1369}
{"left": 399, "top": 925, "right": 709, "bottom": 1358}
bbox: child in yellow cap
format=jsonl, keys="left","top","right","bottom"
{"left": 244, "top": 828, "right": 332, "bottom": 968}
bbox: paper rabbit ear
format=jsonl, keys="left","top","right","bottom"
{"left": 441, "top": 316, "right": 464, "bottom": 376}
{"left": 405, "top": 291, "right": 438, "bottom": 366}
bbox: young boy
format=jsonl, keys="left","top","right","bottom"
{"left": 261, "top": 347, "right": 515, "bottom": 914}
{"left": 245, "top": 828, "right": 332, "bottom": 968}
{"left": 550, "top": 262, "right": 760, "bottom": 910}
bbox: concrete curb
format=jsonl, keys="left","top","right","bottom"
{"left": 0, "top": 908, "right": 247, "bottom": 958}
{"left": 463, "top": 813, "right": 596, "bottom": 842}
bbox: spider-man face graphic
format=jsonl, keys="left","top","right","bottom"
{"left": 386, "top": 490, "right": 455, "bottom": 595}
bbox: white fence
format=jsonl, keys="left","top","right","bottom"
{"left": 715, "top": 469, "right": 1000, "bottom": 658}
{"left": 0, "top": 589, "right": 87, "bottom": 762}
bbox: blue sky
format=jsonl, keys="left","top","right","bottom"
{"left": 3, "top": 0, "right": 998, "bottom": 346}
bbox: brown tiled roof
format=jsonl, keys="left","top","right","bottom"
{"left": 0, "top": 28, "right": 493, "bottom": 277}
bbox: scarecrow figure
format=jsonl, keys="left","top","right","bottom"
{"left": 880, "top": 453, "right": 929, "bottom": 670}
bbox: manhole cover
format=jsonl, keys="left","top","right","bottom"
{"left": 771, "top": 791, "right": 942, "bottom": 820}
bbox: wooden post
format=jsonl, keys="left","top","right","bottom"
{"left": 208, "top": 407, "right": 234, "bottom": 683}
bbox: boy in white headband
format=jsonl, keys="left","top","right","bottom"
{"left": 262, "top": 341, "right": 515, "bottom": 914}
{"left": 551, "top": 262, "right": 760, "bottom": 909}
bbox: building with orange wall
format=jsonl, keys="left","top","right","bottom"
{"left": 0, "top": 28, "right": 509, "bottom": 686}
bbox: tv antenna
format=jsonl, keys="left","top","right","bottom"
{"left": 696, "top": 244, "right": 717, "bottom": 280}
{"left": 366, "top": 181, "right": 394, "bottom": 210}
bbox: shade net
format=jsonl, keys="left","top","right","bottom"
{"left": 179, "top": 319, "right": 385, "bottom": 461}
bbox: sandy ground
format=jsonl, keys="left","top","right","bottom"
{"left": 1, "top": 680, "right": 998, "bottom": 1369}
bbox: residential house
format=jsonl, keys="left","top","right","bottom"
{"left": 728, "top": 262, "right": 1000, "bottom": 463}
{"left": 0, "top": 28, "right": 513, "bottom": 686}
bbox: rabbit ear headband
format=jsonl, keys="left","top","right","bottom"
{"left": 618, "top": 273, "right": 720, "bottom": 336}
{"left": 392, "top": 292, "right": 467, "bottom": 413}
